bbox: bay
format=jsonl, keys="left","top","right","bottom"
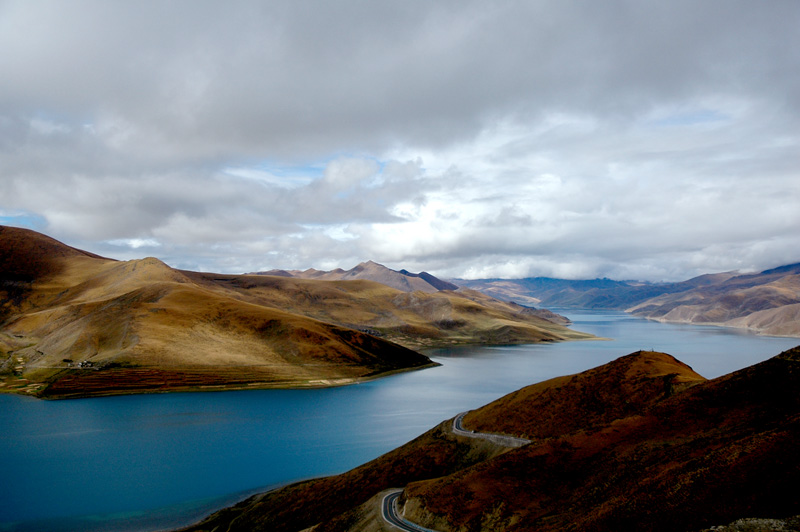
{"left": 0, "top": 310, "right": 797, "bottom": 531}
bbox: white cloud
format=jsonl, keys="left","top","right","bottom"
{"left": 221, "top": 167, "right": 315, "bottom": 189}
{"left": 106, "top": 238, "right": 161, "bottom": 249}
{"left": 0, "top": 0, "right": 798, "bottom": 281}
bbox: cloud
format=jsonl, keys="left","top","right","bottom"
{"left": 0, "top": 0, "right": 798, "bottom": 280}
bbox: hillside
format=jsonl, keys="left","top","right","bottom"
{"left": 180, "top": 347, "right": 800, "bottom": 532}
{"left": 0, "top": 226, "right": 590, "bottom": 398}
{"left": 182, "top": 271, "right": 589, "bottom": 351}
{"left": 259, "top": 262, "right": 573, "bottom": 326}
{"left": 628, "top": 263, "right": 800, "bottom": 337}
{"left": 456, "top": 264, "right": 800, "bottom": 337}
{"left": 255, "top": 260, "right": 459, "bottom": 293}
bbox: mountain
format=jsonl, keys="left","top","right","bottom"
{"left": 454, "top": 273, "right": 738, "bottom": 310}
{"left": 0, "top": 227, "right": 433, "bottom": 398}
{"left": 178, "top": 272, "right": 589, "bottom": 350}
{"left": 628, "top": 263, "right": 800, "bottom": 337}
{"left": 260, "top": 262, "right": 572, "bottom": 326}
{"left": 254, "top": 260, "right": 459, "bottom": 293}
{"left": 456, "top": 264, "right": 800, "bottom": 337}
{"left": 180, "top": 347, "right": 800, "bottom": 532}
{"left": 0, "top": 226, "right": 590, "bottom": 398}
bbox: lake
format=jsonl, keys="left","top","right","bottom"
{"left": 1, "top": 310, "right": 797, "bottom": 532}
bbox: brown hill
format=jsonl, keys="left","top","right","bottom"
{"left": 628, "top": 263, "right": 800, "bottom": 336}
{"left": 180, "top": 347, "right": 800, "bottom": 532}
{"left": 1, "top": 226, "right": 589, "bottom": 398}
{"left": 255, "top": 260, "right": 459, "bottom": 293}
{"left": 0, "top": 225, "right": 107, "bottom": 316}
{"left": 183, "top": 271, "right": 590, "bottom": 351}
{"left": 0, "top": 227, "right": 429, "bottom": 397}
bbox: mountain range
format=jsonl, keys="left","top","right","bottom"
{"left": 254, "top": 261, "right": 459, "bottom": 293}
{"left": 456, "top": 264, "right": 800, "bottom": 337}
{"left": 181, "top": 346, "right": 800, "bottom": 532}
{"left": 0, "top": 226, "right": 589, "bottom": 398}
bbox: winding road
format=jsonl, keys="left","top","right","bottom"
{"left": 382, "top": 489, "right": 439, "bottom": 532}
{"left": 452, "top": 411, "right": 531, "bottom": 447}
{"left": 381, "top": 412, "right": 530, "bottom": 531}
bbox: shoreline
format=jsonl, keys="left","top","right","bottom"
{"left": 2, "top": 328, "right": 598, "bottom": 401}
{"left": 0, "top": 360, "right": 443, "bottom": 401}
{"left": 633, "top": 314, "right": 800, "bottom": 339}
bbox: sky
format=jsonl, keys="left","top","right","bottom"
{"left": 1, "top": 0, "right": 799, "bottom": 281}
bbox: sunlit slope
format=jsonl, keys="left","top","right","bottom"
{"left": 0, "top": 227, "right": 432, "bottom": 397}
{"left": 183, "top": 348, "right": 800, "bottom": 532}
{"left": 183, "top": 271, "right": 593, "bottom": 349}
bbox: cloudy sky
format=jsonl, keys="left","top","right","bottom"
{"left": 1, "top": 0, "right": 799, "bottom": 281}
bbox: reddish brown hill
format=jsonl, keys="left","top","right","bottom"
{"left": 402, "top": 348, "right": 800, "bottom": 531}
{"left": 179, "top": 348, "right": 800, "bottom": 532}
{"left": 463, "top": 350, "right": 705, "bottom": 440}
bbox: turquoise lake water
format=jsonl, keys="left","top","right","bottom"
{"left": 1, "top": 310, "right": 797, "bottom": 531}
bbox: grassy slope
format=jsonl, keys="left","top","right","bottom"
{"left": 180, "top": 348, "right": 800, "bottom": 532}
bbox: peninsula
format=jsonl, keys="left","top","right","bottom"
{"left": 0, "top": 226, "right": 590, "bottom": 398}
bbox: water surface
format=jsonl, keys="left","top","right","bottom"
{"left": 0, "top": 311, "right": 797, "bottom": 531}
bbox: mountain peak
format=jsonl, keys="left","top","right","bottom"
{"left": 0, "top": 225, "right": 108, "bottom": 283}
{"left": 254, "top": 261, "right": 457, "bottom": 293}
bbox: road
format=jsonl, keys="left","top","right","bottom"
{"left": 382, "top": 489, "right": 439, "bottom": 532}
{"left": 452, "top": 412, "right": 531, "bottom": 447}
{"left": 381, "top": 414, "right": 530, "bottom": 530}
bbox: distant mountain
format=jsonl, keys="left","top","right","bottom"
{"left": 257, "top": 262, "right": 571, "bottom": 325}
{"left": 454, "top": 273, "right": 738, "bottom": 309}
{"left": 456, "top": 264, "right": 800, "bottom": 337}
{"left": 629, "top": 263, "right": 800, "bottom": 336}
{"left": 0, "top": 226, "right": 590, "bottom": 398}
{"left": 254, "top": 260, "right": 459, "bottom": 293}
{"left": 181, "top": 347, "right": 800, "bottom": 532}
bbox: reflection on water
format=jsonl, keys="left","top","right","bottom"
{"left": 0, "top": 310, "right": 797, "bottom": 531}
